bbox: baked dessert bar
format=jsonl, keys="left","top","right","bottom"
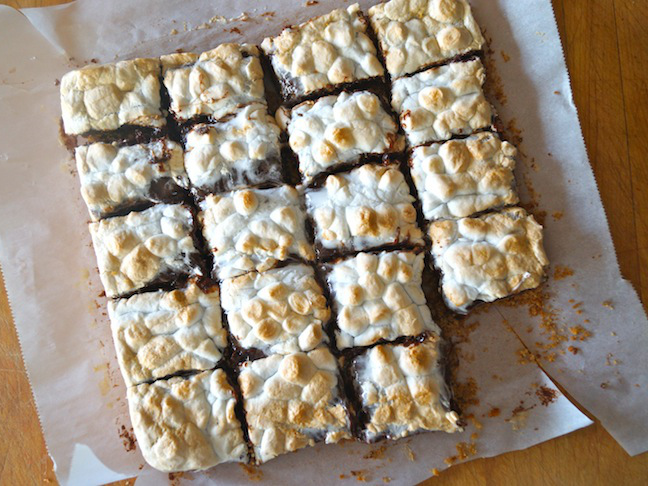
{"left": 260, "top": 4, "right": 384, "bottom": 103}
{"left": 161, "top": 44, "right": 265, "bottom": 124}
{"left": 238, "top": 348, "right": 351, "bottom": 464}
{"left": 305, "top": 163, "right": 423, "bottom": 258}
{"left": 76, "top": 139, "right": 189, "bottom": 221}
{"left": 391, "top": 58, "right": 493, "bottom": 146}
{"left": 287, "top": 91, "right": 402, "bottom": 185}
{"left": 128, "top": 368, "right": 248, "bottom": 472}
{"left": 199, "top": 186, "right": 315, "bottom": 279}
{"left": 108, "top": 281, "right": 227, "bottom": 386}
{"left": 368, "top": 0, "right": 484, "bottom": 78}
{"left": 410, "top": 132, "right": 518, "bottom": 221}
{"left": 428, "top": 207, "right": 549, "bottom": 313}
{"left": 327, "top": 251, "right": 439, "bottom": 350}
{"left": 350, "top": 334, "right": 461, "bottom": 442}
{"left": 221, "top": 264, "right": 330, "bottom": 356}
{"left": 184, "top": 103, "right": 282, "bottom": 195}
{"left": 60, "top": 58, "right": 165, "bottom": 136}
{"left": 89, "top": 204, "right": 202, "bottom": 298}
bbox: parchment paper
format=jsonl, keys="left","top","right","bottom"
{"left": 0, "top": 0, "right": 646, "bottom": 485}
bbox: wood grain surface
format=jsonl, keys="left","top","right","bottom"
{"left": 1, "top": 0, "right": 646, "bottom": 485}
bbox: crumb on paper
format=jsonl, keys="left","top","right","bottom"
{"left": 535, "top": 385, "right": 558, "bottom": 406}
{"left": 430, "top": 468, "right": 440, "bottom": 476}
{"left": 351, "top": 470, "right": 368, "bottom": 482}
{"left": 445, "top": 441, "right": 477, "bottom": 465}
{"left": 552, "top": 211, "right": 563, "bottom": 221}
{"left": 119, "top": 425, "right": 136, "bottom": 452}
{"left": 306, "top": 0, "right": 320, "bottom": 5}
{"left": 196, "top": 22, "right": 211, "bottom": 30}
{"left": 600, "top": 382, "right": 609, "bottom": 389}
{"left": 363, "top": 444, "right": 387, "bottom": 460}
{"left": 230, "top": 27, "right": 242, "bottom": 34}
{"left": 606, "top": 353, "right": 621, "bottom": 366}
{"left": 488, "top": 407, "right": 501, "bottom": 417}
{"left": 554, "top": 90, "right": 560, "bottom": 95}
{"left": 569, "top": 325, "right": 592, "bottom": 341}
{"left": 602, "top": 300, "right": 615, "bottom": 310}
{"left": 382, "top": 477, "right": 392, "bottom": 483}
{"left": 482, "top": 40, "right": 508, "bottom": 106}
{"left": 339, "top": 474, "right": 347, "bottom": 480}
{"left": 507, "top": 404, "right": 534, "bottom": 430}
{"left": 500, "top": 50, "right": 511, "bottom": 62}
{"left": 210, "top": 15, "right": 226, "bottom": 23}
{"left": 568, "top": 345, "right": 579, "bottom": 354}
{"left": 405, "top": 444, "right": 416, "bottom": 462}
{"left": 553, "top": 265, "right": 574, "bottom": 280}
{"left": 239, "top": 463, "right": 263, "bottom": 481}
{"left": 261, "top": 11, "right": 276, "bottom": 18}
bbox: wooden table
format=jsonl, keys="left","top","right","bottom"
{"left": 1, "top": 0, "right": 646, "bottom": 484}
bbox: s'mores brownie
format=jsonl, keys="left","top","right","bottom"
{"left": 410, "top": 132, "right": 518, "bottom": 221}
{"left": 287, "top": 91, "right": 402, "bottom": 185}
{"left": 108, "top": 281, "right": 227, "bottom": 386}
{"left": 305, "top": 164, "right": 423, "bottom": 258}
{"left": 184, "top": 104, "right": 282, "bottom": 195}
{"left": 60, "top": 58, "right": 165, "bottom": 138}
{"left": 350, "top": 334, "right": 461, "bottom": 442}
{"left": 391, "top": 58, "right": 494, "bottom": 146}
{"left": 261, "top": 4, "right": 384, "bottom": 103}
{"left": 89, "top": 204, "right": 202, "bottom": 298}
{"left": 221, "top": 264, "right": 330, "bottom": 356}
{"left": 238, "top": 348, "right": 351, "bottom": 464}
{"left": 199, "top": 186, "right": 315, "bottom": 279}
{"left": 128, "top": 369, "right": 248, "bottom": 472}
{"left": 327, "top": 251, "right": 439, "bottom": 350}
{"left": 76, "top": 139, "right": 189, "bottom": 221}
{"left": 429, "top": 207, "right": 549, "bottom": 313}
{"left": 368, "top": 0, "right": 484, "bottom": 78}
{"left": 161, "top": 44, "right": 265, "bottom": 124}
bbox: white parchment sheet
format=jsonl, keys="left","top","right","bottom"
{"left": 0, "top": 0, "right": 645, "bottom": 485}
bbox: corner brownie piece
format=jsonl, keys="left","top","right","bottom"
{"left": 368, "top": 0, "right": 484, "bottom": 78}
{"left": 161, "top": 44, "right": 265, "bottom": 124}
{"left": 128, "top": 368, "right": 248, "bottom": 472}
{"left": 410, "top": 132, "right": 518, "bottom": 221}
{"left": 287, "top": 91, "right": 402, "bottom": 185}
{"left": 76, "top": 139, "right": 189, "bottom": 221}
{"left": 391, "top": 58, "right": 493, "bottom": 146}
{"left": 305, "top": 164, "right": 423, "bottom": 257}
{"left": 327, "top": 251, "right": 439, "bottom": 350}
{"left": 199, "top": 186, "right": 315, "bottom": 279}
{"left": 238, "top": 348, "right": 351, "bottom": 464}
{"left": 351, "top": 334, "right": 461, "bottom": 442}
{"left": 260, "top": 3, "right": 384, "bottom": 103}
{"left": 221, "top": 264, "right": 330, "bottom": 356}
{"left": 184, "top": 104, "right": 282, "bottom": 195}
{"left": 89, "top": 204, "right": 202, "bottom": 298}
{"left": 60, "top": 58, "right": 165, "bottom": 136}
{"left": 429, "top": 207, "right": 549, "bottom": 313}
{"left": 108, "top": 281, "right": 227, "bottom": 386}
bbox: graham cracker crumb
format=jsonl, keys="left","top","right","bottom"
{"left": 553, "top": 265, "right": 574, "bottom": 280}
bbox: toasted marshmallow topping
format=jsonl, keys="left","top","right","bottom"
{"left": 429, "top": 207, "right": 549, "bottom": 313}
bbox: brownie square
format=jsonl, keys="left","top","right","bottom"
{"left": 108, "top": 281, "right": 227, "bottom": 386}
{"left": 128, "top": 368, "right": 248, "bottom": 472}
{"left": 391, "top": 58, "right": 494, "bottom": 146}
{"left": 238, "top": 348, "right": 351, "bottom": 464}
{"left": 410, "top": 132, "right": 518, "bottom": 221}
{"left": 327, "top": 251, "right": 439, "bottom": 350}
{"left": 351, "top": 334, "right": 461, "bottom": 442}
{"left": 89, "top": 204, "right": 202, "bottom": 298}
{"left": 199, "top": 186, "right": 315, "bottom": 279}
{"left": 260, "top": 4, "right": 384, "bottom": 103}
{"left": 368, "top": 0, "right": 484, "bottom": 78}
{"left": 60, "top": 58, "right": 165, "bottom": 136}
{"left": 428, "top": 207, "right": 549, "bottom": 313}
{"left": 287, "top": 91, "right": 402, "bottom": 185}
{"left": 305, "top": 163, "right": 423, "bottom": 257}
{"left": 161, "top": 44, "right": 265, "bottom": 124}
{"left": 221, "top": 264, "right": 330, "bottom": 356}
{"left": 184, "top": 103, "right": 282, "bottom": 195}
{"left": 76, "top": 139, "right": 189, "bottom": 221}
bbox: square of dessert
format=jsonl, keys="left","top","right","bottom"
{"left": 184, "top": 103, "right": 282, "bottom": 195}
{"left": 327, "top": 251, "right": 439, "bottom": 350}
{"left": 221, "top": 264, "right": 330, "bottom": 356}
{"left": 350, "top": 333, "right": 461, "bottom": 442}
{"left": 199, "top": 186, "right": 315, "bottom": 279}
{"left": 368, "top": 0, "right": 484, "bottom": 78}
{"left": 410, "top": 132, "right": 518, "bottom": 221}
{"left": 60, "top": 58, "right": 165, "bottom": 136}
{"left": 238, "top": 348, "right": 351, "bottom": 464}
{"left": 305, "top": 163, "right": 423, "bottom": 258}
{"left": 108, "top": 280, "right": 227, "bottom": 386}
{"left": 89, "top": 204, "right": 202, "bottom": 298}
{"left": 128, "top": 368, "right": 248, "bottom": 472}
{"left": 287, "top": 91, "right": 402, "bottom": 185}
{"left": 76, "top": 139, "right": 189, "bottom": 221}
{"left": 161, "top": 44, "right": 265, "bottom": 124}
{"left": 391, "top": 58, "right": 493, "bottom": 146}
{"left": 260, "top": 3, "right": 384, "bottom": 103}
{"left": 428, "top": 207, "right": 549, "bottom": 313}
